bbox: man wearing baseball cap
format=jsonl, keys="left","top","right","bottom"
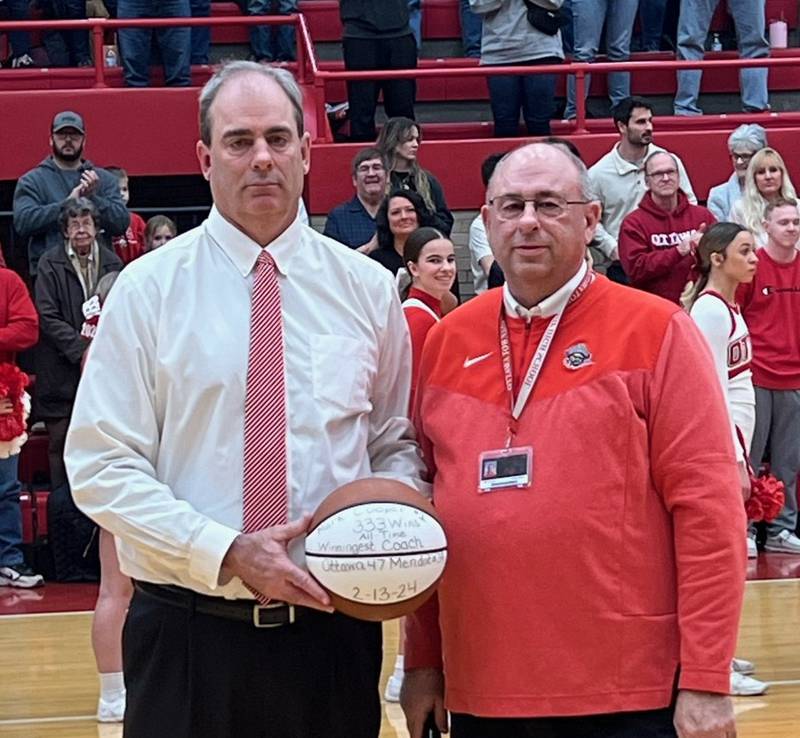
{"left": 13, "top": 111, "right": 129, "bottom": 276}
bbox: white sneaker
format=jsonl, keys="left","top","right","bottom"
{"left": 746, "top": 533, "right": 758, "bottom": 558}
{"left": 730, "top": 670, "right": 768, "bottom": 696}
{"left": 0, "top": 564, "right": 44, "bottom": 588}
{"left": 764, "top": 530, "right": 800, "bottom": 554}
{"left": 97, "top": 694, "right": 125, "bottom": 722}
{"left": 384, "top": 672, "right": 402, "bottom": 703}
{"left": 732, "top": 657, "right": 756, "bottom": 675}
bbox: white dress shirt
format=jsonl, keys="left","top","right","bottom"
{"left": 65, "top": 206, "right": 426, "bottom": 599}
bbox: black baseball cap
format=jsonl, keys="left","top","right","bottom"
{"left": 52, "top": 111, "right": 86, "bottom": 134}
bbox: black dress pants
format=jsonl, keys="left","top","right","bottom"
{"left": 122, "top": 587, "right": 383, "bottom": 738}
{"left": 451, "top": 706, "right": 678, "bottom": 738}
{"left": 342, "top": 33, "right": 417, "bottom": 141}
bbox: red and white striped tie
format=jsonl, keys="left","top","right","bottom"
{"left": 242, "top": 250, "right": 288, "bottom": 535}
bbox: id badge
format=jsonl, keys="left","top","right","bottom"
{"left": 478, "top": 446, "right": 533, "bottom": 492}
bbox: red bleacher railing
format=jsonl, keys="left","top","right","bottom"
{"left": 0, "top": 13, "right": 796, "bottom": 143}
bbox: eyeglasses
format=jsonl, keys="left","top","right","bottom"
{"left": 53, "top": 131, "right": 84, "bottom": 141}
{"left": 645, "top": 168, "right": 678, "bottom": 180}
{"left": 356, "top": 163, "right": 385, "bottom": 174}
{"left": 731, "top": 152, "right": 754, "bottom": 163}
{"left": 488, "top": 195, "right": 589, "bottom": 221}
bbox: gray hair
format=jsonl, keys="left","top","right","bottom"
{"left": 199, "top": 61, "right": 305, "bottom": 145}
{"left": 94, "top": 271, "right": 120, "bottom": 303}
{"left": 643, "top": 150, "right": 679, "bottom": 176}
{"left": 59, "top": 197, "right": 98, "bottom": 233}
{"left": 727, "top": 124, "right": 767, "bottom": 154}
{"left": 488, "top": 142, "right": 595, "bottom": 202}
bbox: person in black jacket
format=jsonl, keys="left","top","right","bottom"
{"left": 339, "top": 0, "right": 417, "bottom": 141}
{"left": 377, "top": 117, "right": 455, "bottom": 237}
{"left": 34, "top": 198, "right": 122, "bottom": 489}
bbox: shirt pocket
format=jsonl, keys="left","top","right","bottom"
{"left": 310, "top": 334, "right": 371, "bottom": 414}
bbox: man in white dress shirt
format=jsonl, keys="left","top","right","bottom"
{"left": 65, "top": 61, "right": 425, "bottom": 738}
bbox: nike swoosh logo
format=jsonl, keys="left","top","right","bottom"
{"left": 463, "top": 352, "right": 493, "bottom": 369}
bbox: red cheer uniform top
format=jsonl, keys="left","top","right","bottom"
{"left": 402, "top": 287, "right": 443, "bottom": 411}
{"left": 737, "top": 248, "right": 800, "bottom": 390}
{"left": 405, "top": 269, "right": 746, "bottom": 718}
{"left": 113, "top": 211, "right": 146, "bottom": 265}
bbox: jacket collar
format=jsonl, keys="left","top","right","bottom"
{"left": 503, "top": 261, "right": 588, "bottom": 321}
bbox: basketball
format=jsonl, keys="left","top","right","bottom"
{"left": 304, "top": 478, "right": 447, "bottom": 621}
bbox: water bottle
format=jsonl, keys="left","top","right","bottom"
{"left": 104, "top": 46, "right": 118, "bottom": 68}
{"left": 711, "top": 33, "right": 723, "bottom": 52}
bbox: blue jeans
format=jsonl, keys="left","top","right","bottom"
{"left": 189, "top": 0, "right": 210, "bottom": 64}
{"left": 5, "top": 0, "right": 32, "bottom": 58}
{"left": 459, "top": 0, "right": 482, "bottom": 58}
{"left": 248, "top": 0, "right": 297, "bottom": 62}
{"left": 51, "top": 0, "right": 91, "bottom": 64}
{"left": 0, "top": 455, "right": 24, "bottom": 568}
{"left": 565, "top": 0, "right": 638, "bottom": 118}
{"left": 118, "top": 0, "right": 191, "bottom": 86}
{"left": 638, "top": 0, "right": 667, "bottom": 51}
{"left": 487, "top": 59, "right": 559, "bottom": 137}
{"left": 560, "top": 0, "right": 574, "bottom": 56}
{"left": 675, "top": 0, "right": 768, "bottom": 115}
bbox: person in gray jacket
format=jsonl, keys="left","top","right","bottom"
{"left": 13, "top": 111, "right": 129, "bottom": 277}
{"left": 470, "top": 0, "right": 564, "bottom": 137}
{"left": 706, "top": 124, "right": 767, "bottom": 222}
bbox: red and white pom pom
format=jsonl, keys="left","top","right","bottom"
{"left": 746, "top": 474, "right": 786, "bottom": 523}
{"left": 0, "top": 363, "right": 30, "bottom": 459}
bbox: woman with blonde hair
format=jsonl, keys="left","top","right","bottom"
{"left": 728, "top": 147, "right": 798, "bottom": 247}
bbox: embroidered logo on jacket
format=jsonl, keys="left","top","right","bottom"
{"left": 563, "top": 343, "right": 593, "bottom": 370}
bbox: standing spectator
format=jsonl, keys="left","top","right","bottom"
{"left": 371, "top": 189, "right": 433, "bottom": 275}
{"left": 674, "top": 0, "right": 769, "bottom": 116}
{"left": 13, "top": 111, "right": 130, "bottom": 277}
{"left": 51, "top": 0, "right": 91, "bottom": 66}
{"left": 588, "top": 97, "right": 695, "bottom": 278}
{"left": 248, "top": 0, "right": 297, "bottom": 63}
{"left": 2, "top": 0, "right": 35, "bottom": 67}
{"left": 471, "top": 0, "right": 564, "bottom": 137}
{"left": 34, "top": 198, "right": 122, "bottom": 490}
{"left": 377, "top": 117, "right": 454, "bottom": 235}
{"left": 323, "top": 147, "right": 388, "bottom": 251}
{"left": 144, "top": 215, "right": 177, "bottom": 251}
{"left": 190, "top": 0, "right": 210, "bottom": 65}
{"left": 707, "top": 124, "right": 768, "bottom": 222}
{"left": 729, "top": 147, "right": 798, "bottom": 247}
{"left": 340, "top": 0, "right": 417, "bottom": 142}
{"left": 407, "top": 0, "right": 422, "bottom": 47}
{"left": 565, "top": 0, "right": 637, "bottom": 119}
{"left": 459, "top": 0, "right": 482, "bottom": 57}
{"left": 738, "top": 199, "right": 800, "bottom": 555}
{"left": 619, "top": 151, "right": 713, "bottom": 304}
{"left": 105, "top": 167, "right": 146, "bottom": 265}
{"left": 468, "top": 153, "right": 503, "bottom": 294}
{"left": 117, "top": 0, "right": 191, "bottom": 87}
{"left": 636, "top": 0, "right": 668, "bottom": 51}
{"left": 0, "top": 267, "right": 41, "bottom": 589}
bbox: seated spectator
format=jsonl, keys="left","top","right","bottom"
{"left": 459, "top": 0, "right": 482, "bottom": 58}
{"left": 2, "top": 0, "right": 35, "bottom": 67}
{"left": 566, "top": 0, "right": 637, "bottom": 119}
{"left": 13, "top": 111, "right": 130, "bottom": 277}
{"left": 468, "top": 152, "right": 504, "bottom": 294}
{"left": 144, "top": 215, "right": 177, "bottom": 251}
{"left": 34, "top": 198, "right": 123, "bottom": 490}
{"left": 707, "top": 124, "right": 768, "bottom": 222}
{"left": 370, "top": 189, "right": 434, "bottom": 275}
{"left": 377, "top": 117, "right": 454, "bottom": 235}
{"left": 471, "top": 0, "right": 563, "bottom": 137}
{"left": 323, "top": 147, "right": 388, "bottom": 252}
{"left": 674, "top": 0, "right": 768, "bottom": 116}
{"left": 588, "top": 97, "right": 696, "bottom": 280}
{"left": 340, "top": 0, "right": 416, "bottom": 141}
{"left": 729, "top": 147, "right": 798, "bottom": 247}
{"left": 117, "top": 0, "right": 191, "bottom": 87}
{"left": 105, "top": 167, "right": 146, "bottom": 265}
{"left": 619, "top": 151, "right": 714, "bottom": 304}
{"left": 248, "top": 0, "right": 297, "bottom": 63}
{"left": 0, "top": 264, "right": 41, "bottom": 589}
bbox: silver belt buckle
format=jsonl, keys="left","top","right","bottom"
{"left": 252, "top": 602, "right": 295, "bottom": 628}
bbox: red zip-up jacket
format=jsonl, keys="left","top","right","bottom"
{"left": 619, "top": 191, "right": 715, "bottom": 304}
{"left": 0, "top": 268, "right": 38, "bottom": 364}
{"left": 405, "top": 275, "right": 745, "bottom": 718}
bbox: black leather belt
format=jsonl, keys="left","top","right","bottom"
{"left": 135, "top": 581, "right": 308, "bottom": 628}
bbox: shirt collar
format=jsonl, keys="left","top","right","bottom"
{"left": 503, "top": 261, "right": 588, "bottom": 321}
{"left": 612, "top": 142, "right": 655, "bottom": 174}
{"left": 66, "top": 240, "right": 97, "bottom": 262}
{"left": 205, "top": 204, "right": 304, "bottom": 278}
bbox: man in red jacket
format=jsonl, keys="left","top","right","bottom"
{"left": 619, "top": 151, "right": 715, "bottom": 303}
{"left": 401, "top": 142, "right": 745, "bottom": 738}
{"left": 0, "top": 266, "right": 42, "bottom": 588}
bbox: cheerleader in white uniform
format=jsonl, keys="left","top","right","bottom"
{"left": 684, "top": 222, "right": 768, "bottom": 697}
